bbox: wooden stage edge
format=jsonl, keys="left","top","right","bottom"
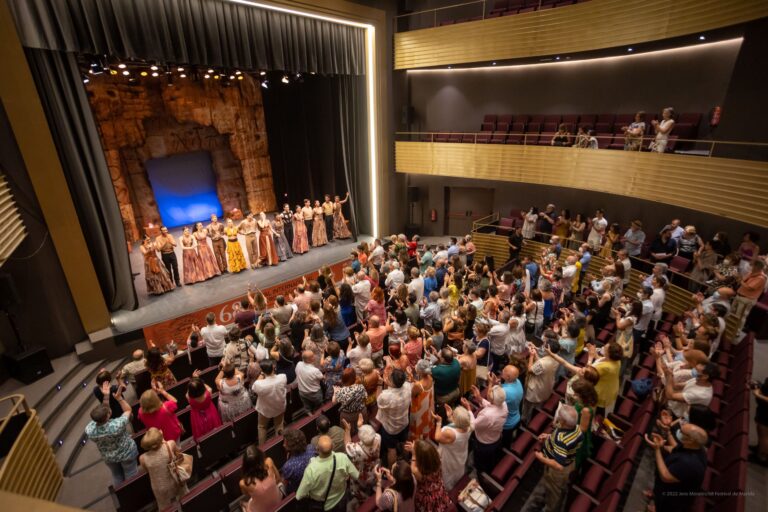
{"left": 141, "top": 257, "right": 351, "bottom": 349}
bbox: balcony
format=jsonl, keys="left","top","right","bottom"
{"left": 394, "top": 136, "right": 768, "bottom": 227}
{"left": 394, "top": 0, "right": 768, "bottom": 69}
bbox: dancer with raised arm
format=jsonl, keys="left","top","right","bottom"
{"left": 140, "top": 236, "right": 175, "bottom": 295}
{"left": 225, "top": 218, "right": 248, "bottom": 273}
{"left": 334, "top": 192, "right": 352, "bottom": 240}
{"left": 292, "top": 206, "right": 310, "bottom": 255}
{"left": 194, "top": 222, "right": 221, "bottom": 279}
{"left": 207, "top": 214, "right": 228, "bottom": 273}
{"left": 257, "top": 212, "right": 279, "bottom": 266}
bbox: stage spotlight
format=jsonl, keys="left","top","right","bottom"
{"left": 235, "top": 70, "right": 242, "bottom": 75}
{"left": 229, "top": 75, "right": 235, "bottom": 79}
{"left": 260, "top": 70, "right": 267, "bottom": 76}
{"left": 214, "top": 74, "right": 220, "bottom": 80}
{"left": 261, "top": 80, "right": 269, "bottom": 89}
{"left": 281, "top": 75, "right": 289, "bottom": 84}
{"left": 180, "top": 73, "right": 187, "bottom": 78}
{"left": 208, "top": 68, "right": 214, "bottom": 73}
{"left": 150, "top": 65, "right": 159, "bottom": 71}
{"left": 237, "top": 75, "right": 244, "bottom": 80}
{"left": 555, "top": 56, "right": 560, "bottom": 61}
{"left": 118, "top": 63, "right": 126, "bottom": 69}
{"left": 177, "top": 67, "right": 185, "bottom": 72}
{"left": 627, "top": 47, "right": 633, "bottom": 52}
{"left": 140, "top": 71, "right": 148, "bottom": 77}
{"left": 492, "top": 62, "right": 497, "bottom": 66}
{"left": 109, "top": 69, "right": 118, "bottom": 75}
{"left": 310, "top": 71, "right": 316, "bottom": 75}
{"left": 122, "top": 70, "right": 130, "bottom": 76}
{"left": 152, "top": 72, "right": 159, "bottom": 77}
{"left": 699, "top": 35, "right": 706, "bottom": 40}
{"left": 82, "top": 75, "right": 90, "bottom": 84}
{"left": 204, "top": 74, "right": 210, "bottom": 79}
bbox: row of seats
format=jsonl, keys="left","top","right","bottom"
{"left": 134, "top": 346, "right": 211, "bottom": 397}
{"left": 436, "top": 0, "right": 586, "bottom": 27}
{"left": 479, "top": 113, "right": 702, "bottom": 132}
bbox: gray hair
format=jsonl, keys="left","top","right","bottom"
{"left": 452, "top": 406, "right": 472, "bottom": 430}
{"left": 489, "top": 386, "right": 506, "bottom": 407}
{"left": 554, "top": 403, "right": 578, "bottom": 429}
{"left": 358, "top": 424, "right": 377, "bottom": 446}
{"left": 415, "top": 359, "right": 432, "bottom": 375}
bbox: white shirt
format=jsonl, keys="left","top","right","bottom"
{"left": 620, "top": 258, "right": 632, "bottom": 285}
{"left": 200, "top": 324, "right": 228, "bottom": 357}
{"left": 651, "top": 288, "right": 666, "bottom": 322}
{"left": 408, "top": 276, "right": 425, "bottom": 302}
{"left": 669, "top": 379, "right": 713, "bottom": 419}
{"left": 636, "top": 299, "right": 655, "bottom": 332}
{"left": 588, "top": 217, "right": 608, "bottom": 241}
{"left": 351, "top": 279, "right": 371, "bottom": 314}
{"left": 296, "top": 361, "right": 324, "bottom": 395}
{"left": 251, "top": 373, "right": 287, "bottom": 418}
{"left": 369, "top": 245, "right": 385, "bottom": 266}
{"left": 487, "top": 322, "right": 510, "bottom": 356}
{"left": 385, "top": 269, "right": 405, "bottom": 289}
{"left": 347, "top": 344, "right": 372, "bottom": 374}
{"left": 435, "top": 250, "right": 448, "bottom": 261}
{"left": 376, "top": 382, "right": 412, "bottom": 434}
{"left": 562, "top": 264, "right": 577, "bottom": 290}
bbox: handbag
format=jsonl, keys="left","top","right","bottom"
{"left": 458, "top": 479, "right": 491, "bottom": 512}
{"left": 306, "top": 454, "right": 336, "bottom": 512}
{"left": 165, "top": 442, "right": 193, "bottom": 485}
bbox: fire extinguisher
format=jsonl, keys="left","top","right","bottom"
{"left": 710, "top": 106, "right": 722, "bottom": 127}
{"left": 430, "top": 209, "right": 437, "bottom": 222}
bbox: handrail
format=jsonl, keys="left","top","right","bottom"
{"left": 0, "top": 395, "right": 30, "bottom": 441}
{"left": 472, "top": 212, "right": 499, "bottom": 231}
{"left": 394, "top": 0, "right": 485, "bottom": 18}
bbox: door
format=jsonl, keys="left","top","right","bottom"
{"left": 445, "top": 187, "right": 495, "bottom": 236}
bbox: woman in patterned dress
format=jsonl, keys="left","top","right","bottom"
{"left": 292, "top": 206, "right": 309, "bottom": 254}
{"left": 333, "top": 192, "right": 352, "bottom": 239}
{"left": 215, "top": 362, "right": 253, "bottom": 422}
{"left": 180, "top": 227, "right": 206, "bottom": 284}
{"left": 140, "top": 236, "right": 175, "bottom": 295}
{"left": 224, "top": 219, "right": 248, "bottom": 273}
{"left": 139, "top": 428, "right": 188, "bottom": 509}
{"left": 409, "top": 359, "right": 435, "bottom": 441}
{"left": 193, "top": 222, "right": 221, "bottom": 279}
{"left": 311, "top": 200, "right": 328, "bottom": 247}
{"left": 410, "top": 440, "right": 452, "bottom": 512}
{"left": 271, "top": 213, "right": 293, "bottom": 261}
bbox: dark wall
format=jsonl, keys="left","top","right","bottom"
{"left": 405, "top": 174, "right": 768, "bottom": 245}
{"left": 0, "top": 102, "right": 87, "bottom": 359}
{"left": 402, "top": 38, "right": 742, "bottom": 133}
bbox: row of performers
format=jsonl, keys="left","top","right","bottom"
{"left": 138, "top": 193, "right": 353, "bottom": 295}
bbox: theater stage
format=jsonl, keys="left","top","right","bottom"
{"left": 110, "top": 226, "right": 371, "bottom": 340}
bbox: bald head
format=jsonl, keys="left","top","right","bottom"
{"left": 302, "top": 350, "right": 315, "bottom": 363}
{"left": 132, "top": 349, "right": 144, "bottom": 361}
{"left": 502, "top": 365, "right": 519, "bottom": 383}
{"left": 368, "top": 315, "right": 380, "bottom": 328}
{"left": 316, "top": 435, "right": 333, "bottom": 456}
{"left": 680, "top": 423, "right": 707, "bottom": 448}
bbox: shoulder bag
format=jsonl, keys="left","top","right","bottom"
{"left": 165, "top": 442, "right": 193, "bottom": 485}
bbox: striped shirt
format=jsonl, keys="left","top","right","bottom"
{"left": 542, "top": 427, "right": 584, "bottom": 467}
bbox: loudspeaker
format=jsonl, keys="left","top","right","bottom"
{"left": 0, "top": 274, "right": 20, "bottom": 310}
{"left": 3, "top": 347, "right": 53, "bottom": 384}
{"left": 407, "top": 187, "right": 420, "bottom": 203}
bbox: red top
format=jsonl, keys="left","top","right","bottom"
{"left": 138, "top": 400, "right": 181, "bottom": 441}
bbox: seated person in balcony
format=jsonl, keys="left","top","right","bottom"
{"left": 550, "top": 124, "right": 571, "bottom": 147}
{"left": 586, "top": 129, "right": 599, "bottom": 149}
{"left": 622, "top": 111, "right": 646, "bottom": 151}
{"left": 650, "top": 107, "right": 676, "bottom": 153}
{"left": 649, "top": 226, "right": 678, "bottom": 264}
{"left": 573, "top": 127, "right": 589, "bottom": 148}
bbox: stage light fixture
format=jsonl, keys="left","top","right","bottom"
{"left": 150, "top": 65, "right": 159, "bottom": 71}
{"left": 235, "top": 70, "right": 242, "bottom": 75}
{"left": 214, "top": 74, "right": 220, "bottom": 80}
{"left": 261, "top": 80, "right": 269, "bottom": 89}
{"left": 152, "top": 72, "right": 159, "bottom": 77}
{"left": 89, "top": 61, "right": 104, "bottom": 74}
{"left": 140, "top": 71, "right": 148, "bottom": 77}
{"left": 109, "top": 69, "right": 118, "bottom": 75}
{"left": 281, "top": 75, "right": 289, "bottom": 83}
{"left": 208, "top": 68, "right": 215, "bottom": 73}
{"left": 260, "top": 70, "right": 267, "bottom": 76}
{"left": 555, "top": 56, "right": 560, "bottom": 61}
{"left": 180, "top": 73, "right": 187, "bottom": 78}
{"left": 118, "top": 63, "right": 126, "bottom": 69}
{"left": 229, "top": 75, "right": 235, "bottom": 79}
{"left": 122, "top": 70, "right": 130, "bottom": 76}
{"left": 627, "top": 47, "right": 633, "bottom": 52}
{"left": 310, "top": 71, "right": 316, "bottom": 75}
{"left": 699, "top": 35, "right": 706, "bottom": 40}
{"left": 178, "top": 67, "right": 185, "bottom": 72}
{"left": 492, "top": 62, "right": 497, "bottom": 66}
{"left": 204, "top": 74, "right": 211, "bottom": 79}
{"left": 237, "top": 75, "right": 244, "bottom": 80}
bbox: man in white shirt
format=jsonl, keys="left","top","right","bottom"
{"left": 351, "top": 271, "right": 371, "bottom": 320}
{"left": 376, "top": 368, "right": 412, "bottom": 466}
{"left": 650, "top": 276, "right": 667, "bottom": 326}
{"left": 662, "top": 359, "right": 716, "bottom": 419}
{"left": 407, "top": 267, "right": 424, "bottom": 303}
{"left": 434, "top": 245, "right": 449, "bottom": 262}
{"left": 561, "top": 256, "right": 578, "bottom": 295}
{"left": 346, "top": 332, "right": 372, "bottom": 374}
{"left": 634, "top": 286, "right": 655, "bottom": 344}
{"left": 200, "top": 312, "right": 228, "bottom": 366}
{"left": 385, "top": 261, "right": 405, "bottom": 289}
{"left": 487, "top": 311, "right": 511, "bottom": 373}
{"left": 296, "top": 350, "right": 325, "bottom": 412}
{"left": 616, "top": 249, "right": 632, "bottom": 285}
{"left": 669, "top": 218, "right": 685, "bottom": 241}
{"left": 251, "top": 359, "right": 287, "bottom": 445}
{"left": 369, "top": 239, "right": 385, "bottom": 269}
{"left": 587, "top": 209, "right": 608, "bottom": 252}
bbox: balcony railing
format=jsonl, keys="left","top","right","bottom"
{"left": 395, "top": 132, "right": 768, "bottom": 162}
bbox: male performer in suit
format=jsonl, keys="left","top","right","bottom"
{"left": 156, "top": 226, "right": 181, "bottom": 286}
{"left": 207, "top": 214, "right": 228, "bottom": 273}
{"left": 280, "top": 203, "right": 294, "bottom": 247}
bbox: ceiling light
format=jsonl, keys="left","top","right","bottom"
{"left": 208, "top": 68, "right": 214, "bottom": 73}
{"left": 627, "top": 47, "right": 633, "bottom": 52}
{"left": 122, "top": 70, "right": 130, "bottom": 76}
{"left": 261, "top": 80, "right": 269, "bottom": 89}
{"left": 152, "top": 72, "right": 159, "bottom": 77}
{"left": 235, "top": 70, "right": 242, "bottom": 75}
{"left": 260, "top": 71, "right": 267, "bottom": 76}
{"left": 204, "top": 74, "right": 210, "bottom": 79}
{"left": 117, "top": 63, "right": 126, "bottom": 69}
{"left": 140, "top": 71, "right": 148, "bottom": 77}
{"left": 237, "top": 75, "right": 244, "bottom": 80}
{"left": 180, "top": 73, "right": 187, "bottom": 78}
{"left": 229, "top": 75, "right": 235, "bottom": 79}
{"left": 281, "top": 75, "right": 289, "bottom": 83}
{"left": 555, "top": 56, "right": 560, "bottom": 60}
{"left": 699, "top": 35, "right": 706, "bottom": 40}
{"left": 214, "top": 74, "right": 220, "bottom": 80}
{"left": 150, "top": 65, "right": 158, "bottom": 71}
{"left": 177, "top": 67, "right": 185, "bottom": 72}
{"left": 492, "top": 62, "right": 496, "bottom": 66}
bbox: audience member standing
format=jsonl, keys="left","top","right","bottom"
{"left": 410, "top": 440, "right": 452, "bottom": 512}
{"left": 377, "top": 369, "right": 413, "bottom": 466}
{"left": 432, "top": 348, "right": 461, "bottom": 410}
{"left": 499, "top": 366, "right": 524, "bottom": 447}
{"left": 85, "top": 386, "right": 138, "bottom": 486}
{"left": 522, "top": 339, "right": 561, "bottom": 422}
{"left": 251, "top": 360, "right": 287, "bottom": 446}
{"left": 646, "top": 424, "right": 708, "bottom": 511}
{"left": 138, "top": 384, "right": 181, "bottom": 442}
{"left": 296, "top": 350, "right": 325, "bottom": 412}
{"left": 216, "top": 362, "right": 253, "bottom": 422}
{"left": 467, "top": 385, "right": 507, "bottom": 475}
{"left": 297, "top": 436, "right": 359, "bottom": 512}
{"left": 281, "top": 429, "right": 316, "bottom": 494}
{"left": 374, "top": 461, "right": 415, "bottom": 511}
{"left": 239, "top": 445, "right": 282, "bottom": 512}
{"left": 201, "top": 312, "right": 228, "bottom": 367}
{"left": 410, "top": 359, "right": 435, "bottom": 441}
{"left": 186, "top": 376, "right": 222, "bottom": 440}
{"left": 139, "top": 427, "right": 188, "bottom": 509}
{"left": 433, "top": 404, "right": 473, "bottom": 490}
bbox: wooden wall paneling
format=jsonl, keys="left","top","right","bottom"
{"left": 394, "top": 0, "right": 768, "bottom": 69}
{"left": 396, "top": 142, "right": 768, "bottom": 227}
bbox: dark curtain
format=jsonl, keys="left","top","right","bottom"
{"left": 8, "top": 0, "right": 365, "bottom": 75}
{"left": 25, "top": 49, "right": 138, "bottom": 312}
{"left": 0, "top": 102, "right": 87, "bottom": 357}
{"left": 262, "top": 74, "right": 370, "bottom": 236}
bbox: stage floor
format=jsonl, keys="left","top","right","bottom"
{"left": 110, "top": 227, "right": 371, "bottom": 334}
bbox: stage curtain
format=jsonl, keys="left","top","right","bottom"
{"left": 0, "top": 103, "right": 88, "bottom": 356}
{"left": 25, "top": 49, "right": 138, "bottom": 312}
{"left": 262, "top": 74, "right": 369, "bottom": 236}
{"left": 8, "top": 0, "right": 365, "bottom": 75}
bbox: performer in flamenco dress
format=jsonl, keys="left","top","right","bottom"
{"left": 311, "top": 200, "right": 328, "bottom": 247}
{"left": 225, "top": 218, "right": 248, "bottom": 273}
{"left": 333, "top": 192, "right": 353, "bottom": 240}
{"left": 140, "top": 236, "right": 175, "bottom": 295}
{"left": 256, "top": 212, "right": 279, "bottom": 266}
{"left": 272, "top": 213, "right": 293, "bottom": 262}
{"left": 193, "top": 222, "right": 221, "bottom": 279}
{"left": 292, "top": 206, "right": 310, "bottom": 255}
{"left": 180, "top": 227, "right": 207, "bottom": 284}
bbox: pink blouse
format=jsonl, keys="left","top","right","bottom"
{"left": 138, "top": 400, "right": 181, "bottom": 441}
{"left": 243, "top": 475, "right": 282, "bottom": 512}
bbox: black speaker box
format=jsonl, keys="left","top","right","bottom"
{"left": 407, "top": 187, "right": 420, "bottom": 203}
{"left": 3, "top": 347, "right": 53, "bottom": 384}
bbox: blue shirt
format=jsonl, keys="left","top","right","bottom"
{"left": 351, "top": 260, "right": 361, "bottom": 273}
{"left": 424, "top": 276, "right": 438, "bottom": 296}
{"left": 579, "top": 251, "right": 592, "bottom": 273}
{"left": 447, "top": 244, "right": 459, "bottom": 257}
{"left": 502, "top": 380, "right": 524, "bottom": 430}
{"left": 526, "top": 262, "right": 539, "bottom": 288}
{"left": 325, "top": 312, "right": 351, "bottom": 341}
{"left": 436, "top": 267, "right": 447, "bottom": 288}
{"left": 282, "top": 444, "right": 317, "bottom": 494}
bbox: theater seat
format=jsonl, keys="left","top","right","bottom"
{"left": 232, "top": 408, "right": 259, "bottom": 447}
{"left": 179, "top": 475, "right": 227, "bottom": 512}
{"left": 219, "top": 457, "right": 243, "bottom": 499}
{"left": 197, "top": 423, "right": 238, "bottom": 469}
{"left": 669, "top": 255, "right": 690, "bottom": 274}
{"left": 111, "top": 471, "right": 153, "bottom": 512}
{"left": 569, "top": 489, "right": 621, "bottom": 512}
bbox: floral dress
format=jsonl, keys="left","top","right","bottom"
{"left": 333, "top": 201, "right": 352, "bottom": 239}
{"left": 522, "top": 213, "right": 537, "bottom": 239}
{"left": 322, "top": 352, "right": 346, "bottom": 400}
{"left": 217, "top": 376, "right": 252, "bottom": 422}
{"left": 292, "top": 213, "right": 309, "bottom": 254}
{"left": 346, "top": 435, "right": 381, "bottom": 502}
{"left": 415, "top": 471, "right": 451, "bottom": 512}
{"left": 311, "top": 207, "right": 328, "bottom": 247}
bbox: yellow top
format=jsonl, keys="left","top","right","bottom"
{"left": 322, "top": 201, "right": 334, "bottom": 216}
{"left": 593, "top": 359, "right": 620, "bottom": 409}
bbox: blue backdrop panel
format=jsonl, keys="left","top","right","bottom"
{"left": 146, "top": 151, "right": 222, "bottom": 228}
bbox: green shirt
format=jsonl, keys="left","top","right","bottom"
{"left": 296, "top": 452, "right": 359, "bottom": 510}
{"left": 432, "top": 359, "right": 460, "bottom": 397}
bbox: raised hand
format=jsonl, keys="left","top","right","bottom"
{"left": 341, "top": 418, "right": 351, "bottom": 431}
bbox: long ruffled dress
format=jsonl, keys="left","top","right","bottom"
{"left": 181, "top": 236, "right": 206, "bottom": 284}
{"left": 194, "top": 231, "right": 221, "bottom": 279}
{"left": 271, "top": 219, "right": 293, "bottom": 261}
{"left": 292, "top": 213, "right": 309, "bottom": 254}
{"left": 409, "top": 379, "right": 435, "bottom": 441}
{"left": 311, "top": 208, "right": 328, "bottom": 247}
{"left": 333, "top": 202, "right": 352, "bottom": 239}
{"left": 189, "top": 389, "right": 222, "bottom": 440}
{"left": 257, "top": 222, "right": 279, "bottom": 266}
{"left": 225, "top": 227, "right": 248, "bottom": 273}
{"left": 142, "top": 246, "right": 175, "bottom": 295}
